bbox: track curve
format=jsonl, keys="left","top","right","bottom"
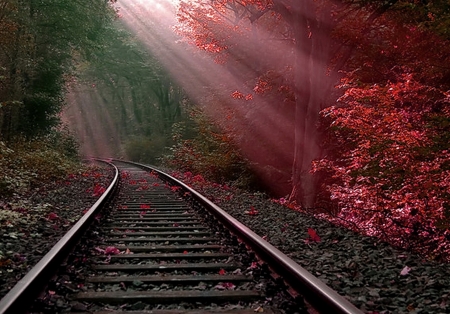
{"left": 0, "top": 160, "right": 363, "bottom": 314}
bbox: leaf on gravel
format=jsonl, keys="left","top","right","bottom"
{"left": 214, "top": 282, "right": 235, "bottom": 290}
{"left": 400, "top": 266, "right": 411, "bottom": 276}
{"left": 248, "top": 262, "right": 258, "bottom": 269}
{"left": 47, "top": 212, "right": 59, "bottom": 220}
{"left": 92, "top": 184, "right": 106, "bottom": 197}
{"left": 105, "top": 246, "right": 120, "bottom": 255}
{"left": 307, "top": 228, "right": 321, "bottom": 242}
{"left": 245, "top": 206, "right": 258, "bottom": 215}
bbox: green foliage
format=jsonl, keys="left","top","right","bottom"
{"left": 162, "top": 107, "right": 257, "bottom": 187}
{"left": 0, "top": 132, "right": 81, "bottom": 197}
{"left": 71, "top": 22, "right": 191, "bottom": 158}
{"left": 124, "top": 135, "right": 167, "bottom": 165}
{"left": 0, "top": 0, "right": 117, "bottom": 140}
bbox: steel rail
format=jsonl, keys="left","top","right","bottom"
{"left": 123, "top": 160, "right": 363, "bottom": 314}
{"left": 0, "top": 161, "right": 119, "bottom": 314}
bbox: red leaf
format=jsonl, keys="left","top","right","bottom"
{"left": 105, "top": 246, "right": 121, "bottom": 255}
{"left": 307, "top": 228, "right": 321, "bottom": 242}
{"left": 218, "top": 268, "right": 226, "bottom": 275}
{"left": 92, "top": 184, "right": 106, "bottom": 197}
{"left": 246, "top": 206, "right": 258, "bottom": 215}
{"left": 170, "top": 186, "right": 181, "bottom": 192}
{"left": 47, "top": 212, "right": 59, "bottom": 220}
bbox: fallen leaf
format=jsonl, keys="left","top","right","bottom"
{"left": 307, "top": 228, "right": 321, "bottom": 242}
{"left": 400, "top": 266, "right": 411, "bottom": 276}
{"left": 47, "top": 212, "right": 59, "bottom": 220}
{"left": 105, "top": 246, "right": 121, "bottom": 255}
{"left": 245, "top": 206, "right": 258, "bottom": 215}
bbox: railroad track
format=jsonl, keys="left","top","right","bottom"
{"left": 0, "top": 160, "right": 363, "bottom": 314}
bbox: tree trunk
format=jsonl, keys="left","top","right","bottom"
{"left": 289, "top": 1, "right": 314, "bottom": 207}
{"left": 289, "top": 1, "right": 335, "bottom": 208}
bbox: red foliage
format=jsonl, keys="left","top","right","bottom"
{"left": 104, "top": 246, "right": 120, "bottom": 255}
{"left": 313, "top": 72, "right": 450, "bottom": 259}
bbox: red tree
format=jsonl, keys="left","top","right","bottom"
{"left": 313, "top": 2, "right": 450, "bottom": 259}
{"left": 176, "top": 0, "right": 346, "bottom": 207}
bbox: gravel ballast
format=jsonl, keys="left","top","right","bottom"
{"left": 173, "top": 177, "right": 450, "bottom": 314}
{"left": 0, "top": 162, "right": 114, "bottom": 300}
{"left": 1, "top": 164, "right": 449, "bottom": 313}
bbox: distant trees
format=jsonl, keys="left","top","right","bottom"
{"left": 70, "top": 24, "right": 190, "bottom": 162}
{"left": 0, "top": 0, "right": 116, "bottom": 140}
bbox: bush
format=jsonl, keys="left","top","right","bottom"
{"left": 124, "top": 135, "right": 167, "bottom": 164}
{"left": 161, "top": 109, "right": 258, "bottom": 189}
{"left": 0, "top": 131, "right": 82, "bottom": 197}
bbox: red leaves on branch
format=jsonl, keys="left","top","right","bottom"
{"left": 140, "top": 204, "right": 151, "bottom": 209}
{"left": 314, "top": 71, "right": 450, "bottom": 259}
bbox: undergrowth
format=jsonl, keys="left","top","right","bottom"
{"left": 0, "top": 131, "right": 82, "bottom": 198}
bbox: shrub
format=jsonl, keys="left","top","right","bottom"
{"left": 124, "top": 135, "right": 167, "bottom": 164}
{"left": 0, "top": 131, "right": 82, "bottom": 196}
{"left": 161, "top": 108, "right": 258, "bottom": 188}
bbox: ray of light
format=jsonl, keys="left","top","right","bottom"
{"left": 115, "top": 0, "right": 309, "bottom": 194}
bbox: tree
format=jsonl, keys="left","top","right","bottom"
{"left": 68, "top": 22, "right": 191, "bottom": 161}
{"left": 176, "top": 0, "right": 333, "bottom": 206}
{"left": 0, "top": 0, "right": 116, "bottom": 139}
{"left": 312, "top": 0, "right": 450, "bottom": 259}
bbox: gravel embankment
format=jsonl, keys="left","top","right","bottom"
{"left": 179, "top": 181, "right": 450, "bottom": 314}
{"left": 0, "top": 162, "right": 114, "bottom": 299}
{"left": 1, "top": 164, "right": 449, "bottom": 314}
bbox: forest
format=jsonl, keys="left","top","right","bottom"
{"left": 1, "top": 0, "right": 450, "bottom": 261}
